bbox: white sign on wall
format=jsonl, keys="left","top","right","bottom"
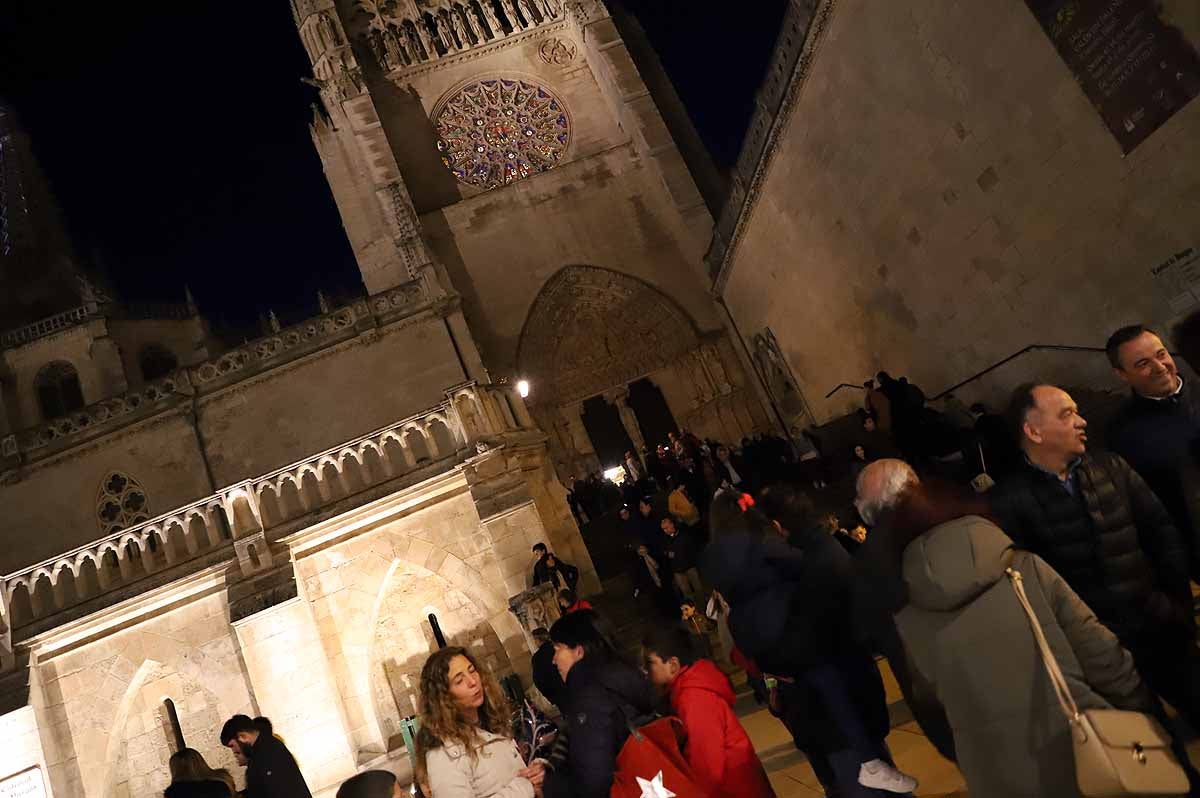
{"left": 0, "top": 768, "right": 47, "bottom": 798}
{"left": 1152, "top": 247, "right": 1200, "bottom": 315}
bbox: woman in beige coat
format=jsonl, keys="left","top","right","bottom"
{"left": 417, "top": 647, "right": 545, "bottom": 798}
{"left": 893, "top": 514, "right": 1159, "bottom": 798}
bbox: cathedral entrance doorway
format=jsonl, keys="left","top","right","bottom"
{"left": 517, "top": 265, "right": 769, "bottom": 481}
{"left": 581, "top": 395, "right": 633, "bottom": 470}
{"left": 627, "top": 378, "right": 676, "bottom": 452}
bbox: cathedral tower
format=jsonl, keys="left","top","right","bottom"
{"left": 0, "top": 102, "right": 88, "bottom": 327}
{"left": 293, "top": 0, "right": 772, "bottom": 476}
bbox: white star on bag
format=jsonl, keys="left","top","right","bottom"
{"left": 635, "top": 771, "right": 676, "bottom": 798}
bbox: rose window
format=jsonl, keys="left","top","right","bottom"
{"left": 435, "top": 78, "right": 570, "bottom": 190}
{"left": 96, "top": 471, "right": 150, "bottom": 535}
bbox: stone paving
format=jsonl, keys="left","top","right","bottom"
{"left": 735, "top": 663, "right": 968, "bottom": 797}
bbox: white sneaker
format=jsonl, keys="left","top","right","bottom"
{"left": 858, "top": 759, "right": 918, "bottom": 794}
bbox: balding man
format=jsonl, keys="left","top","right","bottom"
{"left": 991, "top": 383, "right": 1200, "bottom": 726}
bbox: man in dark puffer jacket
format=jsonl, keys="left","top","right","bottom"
{"left": 992, "top": 383, "right": 1200, "bottom": 726}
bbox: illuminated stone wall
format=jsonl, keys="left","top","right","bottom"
{"left": 2, "top": 448, "right": 567, "bottom": 798}
{"left": 719, "top": 0, "right": 1200, "bottom": 420}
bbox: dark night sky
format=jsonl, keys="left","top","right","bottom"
{"left": 0, "top": 0, "right": 786, "bottom": 339}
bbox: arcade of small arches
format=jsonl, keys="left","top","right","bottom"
{"left": 0, "top": 382, "right": 530, "bottom": 634}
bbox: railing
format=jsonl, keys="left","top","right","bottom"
{"left": 111, "top": 300, "right": 194, "bottom": 321}
{"left": 0, "top": 305, "right": 95, "bottom": 348}
{"left": 0, "top": 299, "right": 194, "bottom": 349}
{"left": 823, "top": 344, "right": 1112, "bottom": 406}
{"left": 0, "top": 382, "right": 532, "bottom": 635}
{"left": 824, "top": 382, "right": 865, "bottom": 400}
{"left": 929, "top": 345, "right": 1106, "bottom": 402}
{"left": 5, "top": 372, "right": 188, "bottom": 458}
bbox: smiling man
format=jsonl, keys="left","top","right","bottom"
{"left": 1106, "top": 324, "right": 1200, "bottom": 579}
{"left": 990, "top": 382, "right": 1200, "bottom": 728}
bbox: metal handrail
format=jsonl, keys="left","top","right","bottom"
{"left": 929, "top": 344, "right": 1106, "bottom": 401}
{"left": 824, "top": 383, "right": 866, "bottom": 399}
{"left": 823, "top": 344, "right": 1109, "bottom": 403}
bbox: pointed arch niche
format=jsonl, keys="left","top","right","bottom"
{"left": 515, "top": 265, "right": 700, "bottom": 408}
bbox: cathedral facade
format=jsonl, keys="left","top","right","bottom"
{"left": 0, "top": 2, "right": 773, "bottom": 796}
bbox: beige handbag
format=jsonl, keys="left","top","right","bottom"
{"left": 1007, "top": 567, "right": 1190, "bottom": 797}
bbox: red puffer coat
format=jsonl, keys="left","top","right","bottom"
{"left": 669, "top": 660, "right": 775, "bottom": 798}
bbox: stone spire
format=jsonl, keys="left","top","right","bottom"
{"left": 0, "top": 101, "right": 93, "bottom": 330}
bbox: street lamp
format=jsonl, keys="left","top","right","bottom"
{"left": 516, "top": 379, "right": 530, "bottom": 398}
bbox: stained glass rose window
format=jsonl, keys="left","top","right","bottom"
{"left": 435, "top": 78, "right": 570, "bottom": 190}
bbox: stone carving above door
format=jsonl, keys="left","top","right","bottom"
{"left": 516, "top": 265, "right": 699, "bottom": 406}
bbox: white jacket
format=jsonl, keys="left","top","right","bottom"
{"left": 425, "top": 729, "right": 534, "bottom": 798}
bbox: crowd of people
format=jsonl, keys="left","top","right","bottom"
{"left": 157, "top": 317, "right": 1200, "bottom": 798}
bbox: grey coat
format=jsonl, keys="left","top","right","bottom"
{"left": 896, "top": 516, "right": 1154, "bottom": 798}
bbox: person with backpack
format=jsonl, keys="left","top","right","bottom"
{"left": 541, "top": 611, "right": 656, "bottom": 798}
{"left": 642, "top": 627, "right": 774, "bottom": 798}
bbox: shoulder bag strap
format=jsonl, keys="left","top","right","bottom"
{"left": 1006, "top": 567, "right": 1081, "bottom": 724}
{"left": 977, "top": 441, "right": 988, "bottom": 475}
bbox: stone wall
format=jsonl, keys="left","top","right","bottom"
{"left": 31, "top": 584, "right": 254, "bottom": 798}
{"left": 0, "top": 707, "right": 51, "bottom": 798}
{"left": 293, "top": 474, "right": 545, "bottom": 758}
{"left": 720, "top": 0, "right": 1200, "bottom": 420}
{"left": 0, "top": 412, "right": 211, "bottom": 572}
{"left": 0, "top": 313, "right": 469, "bottom": 573}
{"left": 425, "top": 146, "right": 716, "bottom": 378}
{"left": 376, "top": 25, "right": 626, "bottom": 213}
{"left": 197, "top": 315, "right": 466, "bottom": 486}
{"left": 3, "top": 321, "right": 122, "bottom": 431}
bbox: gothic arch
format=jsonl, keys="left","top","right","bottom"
{"left": 516, "top": 265, "right": 701, "bottom": 405}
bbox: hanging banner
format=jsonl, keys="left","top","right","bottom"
{"left": 1025, "top": 0, "right": 1200, "bottom": 153}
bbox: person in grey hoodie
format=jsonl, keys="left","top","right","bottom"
{"left": 855, "top": 459, "right": 1160, "bottom": 798}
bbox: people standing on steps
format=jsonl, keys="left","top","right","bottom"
{"left": 702, "top": 491, "right": 918, "bottom": 795}
{"left": 542, "top": 611, "right": 656, "bottom": 798}
{"left": 991, "top": 383, "right": 1200, "bottom": 731}
{"left": 856, "top": 459, "right": 1171, "bottom": 798}
{"left": 643, "top": 626, "right": 775, "bottom": 798}
{"left": 530, "top": 543, "right": 579, "bottom": 593}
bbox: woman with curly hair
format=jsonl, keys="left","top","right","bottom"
{"left": 416, "top": 646, "right": 543, "bottom": 797}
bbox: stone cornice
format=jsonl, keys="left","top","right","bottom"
{"left": 386, "top": 21, "right": 570, "bottom": 82}
{"left": 708, "top": 0, "right": 835, "bottom": 296}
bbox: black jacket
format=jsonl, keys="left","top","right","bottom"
{"left": 1108, "top": 385, "right": 1200, "bottom": 573}
{"left": 533, "top": 556, "right": 579, "bottom": 591}
{"left": 543, "top": 656, "right": 656, "bottom": 798}
{"left": 164, "top": 781, "right": 233, "bottom": 798}
{"left": 532, "top": 640, "right": 564, "bottom": 707}
{"left": 245, "top": 733, "right": 311, "bottom": 798}
{"left": 701, "top": 531, "right": 804, "bottom": 674}
{"left": 990, "top": 452, "right": 1194, "bottom": 648}
{"left": 661, "top": 529, "right": 699, "bottom": 572}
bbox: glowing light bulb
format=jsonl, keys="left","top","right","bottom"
{"left": 517, "top": 380, "right": 530, "bottom": 398}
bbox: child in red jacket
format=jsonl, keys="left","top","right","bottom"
{"left": 643, "top": 628, "right": 775, "bottom": 798}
